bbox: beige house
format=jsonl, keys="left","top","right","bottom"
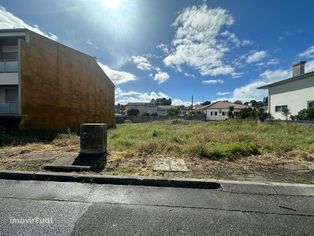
{"left": 200, "top": 101, "right": 248, "bottom": 120}
{"left": 258, "top": 61, "right": 314, "bottom": 120}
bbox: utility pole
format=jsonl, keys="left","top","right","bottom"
{"left": 191, "top": 95, "right": 194, "bottom": 109}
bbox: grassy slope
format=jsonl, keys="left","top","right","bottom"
{"left": 108, "top": 120, "right": 314, "bottom": 160}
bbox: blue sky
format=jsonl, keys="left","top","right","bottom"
{"left": 1, "top": 0, "right": 314, "bottom": 105}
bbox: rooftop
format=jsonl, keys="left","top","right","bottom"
{"left": 258, "top": 68, "right": 314, "bottom": 89}
{"left": 200, "top": 101, "right": 248, "bottom": 110}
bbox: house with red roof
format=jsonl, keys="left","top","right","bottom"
{"left": 199, "top": 101, "right": 248, "bottom": 120}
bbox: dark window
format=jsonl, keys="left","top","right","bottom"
{"left": 214, "top": 112, "right": 217, "bottom": 116}
{"left": 222, "top": 111, "right": 225, "bottom": 115}
{"left": 210, "top": 112, "right": 213, "bottom": 115}
{"left": 275, "top": 105, "right": 287, "bottom": 112}
{"left": 308, "top": 101, "right": 314, "bottom": 109}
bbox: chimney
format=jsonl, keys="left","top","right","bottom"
{"left": 292, "top": 61, "right": 306, "bottom": 77}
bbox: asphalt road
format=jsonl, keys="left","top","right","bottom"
{"left": 0, "top": 179, "right": 313, "bottom": 235}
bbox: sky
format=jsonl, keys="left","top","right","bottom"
{"left": 1, "top": 0, "right": 314, "bottom": 105}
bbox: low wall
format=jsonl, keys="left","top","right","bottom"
{"left": 266, "top": 120, "right": 314, "bottom": 126}
{"left": 125, "top": 114, "right": 206, "bottom": 123}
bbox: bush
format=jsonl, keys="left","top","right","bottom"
{"left": 127, "top": 108, "right": 140, "bottom": 116}
{"left": 295, "top": 108, "right": 314, "bottom": 120}
{"left": 166, "top": 107, "right": 180, "bottom": 116}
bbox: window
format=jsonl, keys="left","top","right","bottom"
{"left": 275, "top": 105, "right": 287, "bottom": 112}
{"left": 210, "top": 112, "right": 213, "bottom": 116}
{"left": 308, "top": 101, "right": 314, "bottom": 109}
{"left": 222, "top": 111, "right": 225, "bottom": 116}
{"left": 214, "top": 111, "right": 218, "bottom": 116}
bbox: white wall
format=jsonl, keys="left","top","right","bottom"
{"left": 269, "top": 75, "right": 314, "bottom": 119}
{"left": 206, "top": 108, "right": 229, "bottom": 120}
{"left": 0, "top": 73, "right": 19, "bottom": 85}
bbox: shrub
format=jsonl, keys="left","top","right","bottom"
{"left": 295, "top": 108, "right": 314, "bottom": 120}
{"left": 127, "top": 108, "right": 140, "bottom": 116}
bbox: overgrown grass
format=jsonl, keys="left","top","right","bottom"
{"left": 107, "top": 120, "right": 314, "bottom": 161}
{"left": 1, "top": 120, "right": 314, "bottom": 162}
{"left": 0, "top": 128, "right": 79, "bottom": 147}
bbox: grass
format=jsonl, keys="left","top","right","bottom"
{"left": 0, "top": 120, "right": 313, "bottom": 183}
{"left": 107, "top": 120, "right": 314, "bottom": 160}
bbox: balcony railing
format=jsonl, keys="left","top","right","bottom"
{"left": 0, "top": 102, "right": 18, "bottom": 114}
{"left": 0, "top": 60, "right": 19, "bottom": 73}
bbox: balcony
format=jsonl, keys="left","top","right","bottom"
{"left": 0, "top": 102, "right": 18, "bottom": 114}
{"left": 0, "top": 60, "right": 18, "bottom": 73}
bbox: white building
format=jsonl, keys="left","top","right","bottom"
{"left": 199, "top": 101, "right": 248, "bottom": 120}
{"left": 258, "top": 61, "right": 314, "bottom": 120}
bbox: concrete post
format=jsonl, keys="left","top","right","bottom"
{"left": 80, "top": 123, "right": 107, "bottom": 155}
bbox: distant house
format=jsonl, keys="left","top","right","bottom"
{"left": 0, "top": 28, "right": 115, "bottom": 129}
{"left": 200, "top": 101, "right": 248, "bottom": 120}
{"left": 258, "top": 61, "right": 314, "bottom": 120}
{"left": 125, "top": 102, "right": 187, "bottom": 116}
{"left": 125, "top": 103, "right": 157, "bottom": 115}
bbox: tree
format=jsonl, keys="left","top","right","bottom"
{"left": 282, "top": 107, "right": 290, "bottom": 120}
{"left": 166, "top": 107, "right": 180, "bottom": 116}
{"left": 234, "top": 100, "right": 243, "bottom": 105}
{"left": 127, "top": 108, "right": 140, "bottom": 116}
{"left": 201, "top": 100, "right": 211, "bottom": 106}
{"left": 151, "top": 98, "right": 172, "bottom": 105}
{"left": 250, "top": 100, "right": 258, "bottom": 107}
{"left": 228, "top": 106, "right": 235, "bottom": 119}
{"left": 263, "top": 96, "right": 268, "bottom": 105}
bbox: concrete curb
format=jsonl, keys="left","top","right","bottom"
{"left": 0, "top": 170, "right": 221, "bottom": 189}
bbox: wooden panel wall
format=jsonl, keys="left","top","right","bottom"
{"left": 19, "top": 31, "right": 115, "bottom": 130}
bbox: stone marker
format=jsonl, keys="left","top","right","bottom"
{"left": 153, "top": 158, "right": 188, "bottom": 172}
{"left": 80, "top": 123, "right": 107, "bottom": 155}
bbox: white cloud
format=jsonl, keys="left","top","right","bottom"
{"left": 86, "top": 39, "right": 99, "bottom": 49}
{"left": 217, "top": 91, "right": 231, "bottom": 96}
{"left": 154, "top": 72, "right": 170, "bottom": 84}
{"left": 98, "top": 62, "right": 136, "bottom": 85}
{"left": 164, "top": 5, "right": 240, "bottom": 77}
{"left": 156, "top": 43, "right": 169, "bottom": 54}
{"left": 115, "top": 87, "right": 192, "bottom": 106}
{"left": 230, "top": 69, "right": 290, "bottom": 101}
{"left": 298, "top": 45, "right": 314, "bottom": 58}
{"left": 246, "top": 50, "right": 267, "bottom": 63}
{"left": 259, "top": 69, "right": 290, "bottom": 82}
{"left": 129, "top": 56, "right": 153, "bottom": 71}
{"left": 0, "top": 6, "right": 58, "bottom": 41}
{"left": 184, "top": 72, "right": 195, "bottom": 78}
{"left": 202, "top": 79, "right": 224, "bottom": 84}
{"left": 305, "top": 60, "right": 314, "bottom": 73}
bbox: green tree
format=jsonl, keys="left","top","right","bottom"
{"left": 166, "top": 107, "right": 180, "bottom": 116}
{"left": 200, "top": 100, "right": 211, "bottom": 106}
{"left": 152, "top": 98, "right": 172, "bottom": 105}
{"left": 228, "top": 106, "right": 235, "bottom": 119}
{"left": 282, "top": 107, "right": 290, "bottom": 120}
{"left": 127, "top": 108, "right": 140, "bottom": 116}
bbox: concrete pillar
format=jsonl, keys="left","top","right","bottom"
{"left": 80, "top": 123, "right": 107, "bottom": 155}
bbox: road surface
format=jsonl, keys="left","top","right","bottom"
{"left": 0, "top": 179, "right": 313, "bottom": 235}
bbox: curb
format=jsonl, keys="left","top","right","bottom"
{"left": 0, "top": 170, "right": 221, "bottom": 189}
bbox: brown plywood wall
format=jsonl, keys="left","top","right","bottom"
{"left": 19, "top": 31, "right": 115, "bottom": 130}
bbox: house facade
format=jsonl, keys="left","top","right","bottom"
{"left": 258, "top": 61, "right": 314, "bottom": 120}
{"left": 0, "top": 28, "right": 115, "bottom": 129}
{"left": 125, "top": 103, "right": 158, "bottom": 115}
{"left": 125, "top": 103, "right": 187, "bottom": 116}
{"left": 200, "top": 101, "right": 248, "bottom": 120}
